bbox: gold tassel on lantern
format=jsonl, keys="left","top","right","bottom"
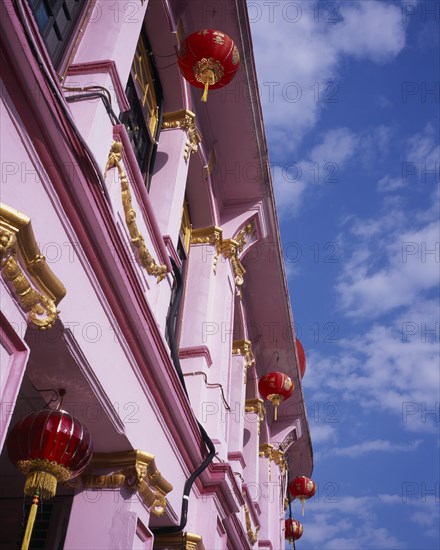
{"left": 200, "top": 69, "right": 215, "bottom": 102}
{"left": 22, "top": 492, "right": 39, "bottom": 550}
{"left": 271, "top": 395, "right": 281, "bottom": 421}
{"left": 24, "top": 470, "right": 57, "bottom": 500}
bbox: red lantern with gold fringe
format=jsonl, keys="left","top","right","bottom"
{"left": 285, "top": 518, "right": 303, "bottom": 543}
{"left": 295, "top": 338, "right": 306, "bottom": 379}
{"left": 258, "top": 371, "right": 294, "bottom": 421}
{"left": 289, "top": 476, "right": 316, "bottom": 516}
{"left": 7, "top": 407, "right": 92, "bottom": 549}
{"left": 177, "top": 29, "right": 240, "bottom": 102}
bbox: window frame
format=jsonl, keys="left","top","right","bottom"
{"left": 120, "top": 29, "right": 163, "bottom": 188}
{"left": 27, "top": 0, "right": 87, "bottom": 69}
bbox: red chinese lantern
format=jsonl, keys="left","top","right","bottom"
{"left": 258, "top": 371, "right": 294, "bottom": 420}
{"left": 295, "top": 339, "right": 306, "bottom": 378}
{"left": 289, "top": 476, "right": 316, "bottom": 516}
{"left": 178, "top": 29, "right": 240, "bottom": 102}
{"left": 7, "top": 406, "right": 93, "bottom": 549}
{"left": 285, "top": 518, "right": 303, "bottom": 543}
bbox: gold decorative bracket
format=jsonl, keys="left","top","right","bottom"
{"left": 68, "top": 450, "right": 173, "bottom": 517}
{"left": 245, "top": 398, "right": 265, "bottom": 435}
{"left": 190, "top": 223, "right": 255, "bottom": 287}
{"left": 154, "top": 532, "right": 205, "bottom": 550}
{"left": 105, "top": 142, "right": 167, "bottom": 283}
{"left": 259, "top": 444, "right": 287, "bottom": 481}
{"left": 0, "top": 203, "right": 66, "bottom": 329}
{"left": 161, "top": 110, "right": 201, "bottom": 161}
{"left": 232, "top": 339, "right": 256, "bottom": 384}
{"left": 190, "top": 226, "right": 223, "bottom": 273}
{"left": 243, "top": 493, "right": 259, "bottom": 545}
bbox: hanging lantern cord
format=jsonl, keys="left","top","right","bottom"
{"left": 287, "top": 472, "right": 294, "bottom": 550}
{"left": 200, "top": 69, "right": 216, "bottom": 102}
{"left": 21, "top": 490, "right": 39, "bottom": 550}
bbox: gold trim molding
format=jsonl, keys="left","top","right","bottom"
{"left": 190, "top": 223, "right": 254, "bottom": 286}
{"left": 0, "top": 203, "right": 66, "bottom": 329}
{"left": 190, "top": 226, "right": 223, "bottom": 273}
{"left": 154, "top": 532, "right": 205, "bottom": 550}
{"left": 161, "top": 109, "right": 201, "bottom": 161}
{"left": 244, "top": 398, "right": 265, "bottom": 435}
{"left": 232, "top": 339, "right": 256, "bottom": 384}
{"left": 243, "top": 494, "right": 259, "bottom": 545}
{"left": 105, "top": 142, "right": 167, "bottom": 283}
{"left": 259, "top": 444, "right": 287, "bottom": 481}
{"left": 68, "top": 450, "right": 173, "bottom": 517}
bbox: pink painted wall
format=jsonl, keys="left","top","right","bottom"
{"left": 0, "top": 0, "right": 313, "bottom": 548}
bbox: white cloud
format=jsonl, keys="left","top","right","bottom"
{"left": 377, "top": 123, "right": 440, "bottom": 193}
{"left": 273, "top": 127, "right": 358, "bottom": 217}
{"left": 377, "top": 175, "right": 406, "bottom": 192}
{"left": 309, "top": 423, "right": 338, "bottom": 445}
{"left": 300, "top": 493, "right": 439, "bottom": 549}
{"left": 251, "top": 0, "right": 406, "bottom": 150}
{"left": 321, "top": 438, "right": 422, "bottom": 458}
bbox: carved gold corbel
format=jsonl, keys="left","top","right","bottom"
{"left": 161, "top": 110, "right": 201, "bottom": 161}
{"left": 0, "top": 203, "right": 66, "bottom": 329}
{"left": 105, "top": 142, "right": 167, "bottom": 283}
{"left": 190, "top": 226, "right": 223, "bottom": 273}
{"left": 232, "top": 339, "right": 256, "bottom": 384}
{"left": 244, "top": 398, "right": 265, "bottom": 435}
{"left": 68, "top": 450, "right": 173, "bottom": 517}
{"left": 154, "top": 532, "right": 205, "bottom": 550}
{"left": 259, "top": 443, "right": 273, "bottom": 481}
{"left": 243, "top": 494, "right": 259, "bottom": 545}
{"left": 189, "top": 223, "right": 255, "bottom": 287}
{"left": 234, "top": 223, "right": 254, "bottom": 254}
{"left": 259, "top": 444, "right": 287, "bottom": 481}
{"left": 221, "top": 239, "right": 246, "bottom": 286}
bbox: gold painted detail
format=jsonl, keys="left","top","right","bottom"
{"left": 154, "top": 532, "right": 205, "bottom": 550}
{"left": 243, "top": 494, "right": 259, "bottom": 545}
{"left": 0, "top": 203, "right": 66, "bottom": 329}
{"left": 161, "top": 110, "right": 201, "bottom": 161}
{"left": 69, "top": 450, "right": 173, "bottom": 517}
{"left": 190, "top": 226, "right": 223, "bottom": 274}
{"left": 105, "top": 142, "right": 167, "bottom": 283}
{"left": 193, "top": 58, "right": 224, "bottom": 86}
{"left": 206, "top": 148, "right": 216, "bottom": 176}
{"left": 258, "top": 444, "right": 287, "bottom": 481}
{"left": 190, "top": 223, "right": 254, "bottom": 285}
{"left": 133, "top": 34, "right": 158, "bottom": 136}
{"left": 232, "top": 45, "right": 240, "bottom": 65}
{"left": 234, "top": 223, "right": 255, "bottom": 254}
{"left": 245, "top": 398, "right": 265, "bottom": 435}
{"left": 222, "top": 239, "right": 246, "bottom": 286}
{"left": 232, "top": 339, "right": 256, "bottom": 384}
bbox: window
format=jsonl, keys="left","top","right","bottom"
{"left": 27, "top": 0, "right": 85, "bottom": 67}
{"left": 121, "top": 31, "right": 162, "bottom": 185}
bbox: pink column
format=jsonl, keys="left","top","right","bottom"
{"left": 64, "top": 489, "right": 151, "bottom": 550}
{"left": 179, "top": 229, "right": 235, "bottom": 459}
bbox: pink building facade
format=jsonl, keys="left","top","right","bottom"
{"left": 0, "top": 1, "right": 313, "bottom": 548}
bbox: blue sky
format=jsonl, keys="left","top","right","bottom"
{"left": 250, "top": 1, "right": 439, "bottom": 548}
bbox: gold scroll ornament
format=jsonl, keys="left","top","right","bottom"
{"left": 244, "top": 398, "right": 265, "bottom": 435}
{"left": 0, "top": 203, "right": 66, "bottom": 329}
{"left": 243, "top": 493, "right": 259, "bottom": 545}
{"left": 69, "top": 450, "right": 173, "bottom": 517}
{"left": 105, "top": 141, "right": 167, "bottom": 283}
{"left": 232, "top": 339, "right": 256, "bottom": 384}
{"left": 190, "top": 223, "right": 254, "bottom": 287}
{"left": 161, "top": 110, "right": 201, "bottom": 162}
{"left": 259, "top": 444, "right": 287, "bottom": 482}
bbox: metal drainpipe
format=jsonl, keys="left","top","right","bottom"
{"left": 151, "top": 258, "right": 216, "bottom": 535}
